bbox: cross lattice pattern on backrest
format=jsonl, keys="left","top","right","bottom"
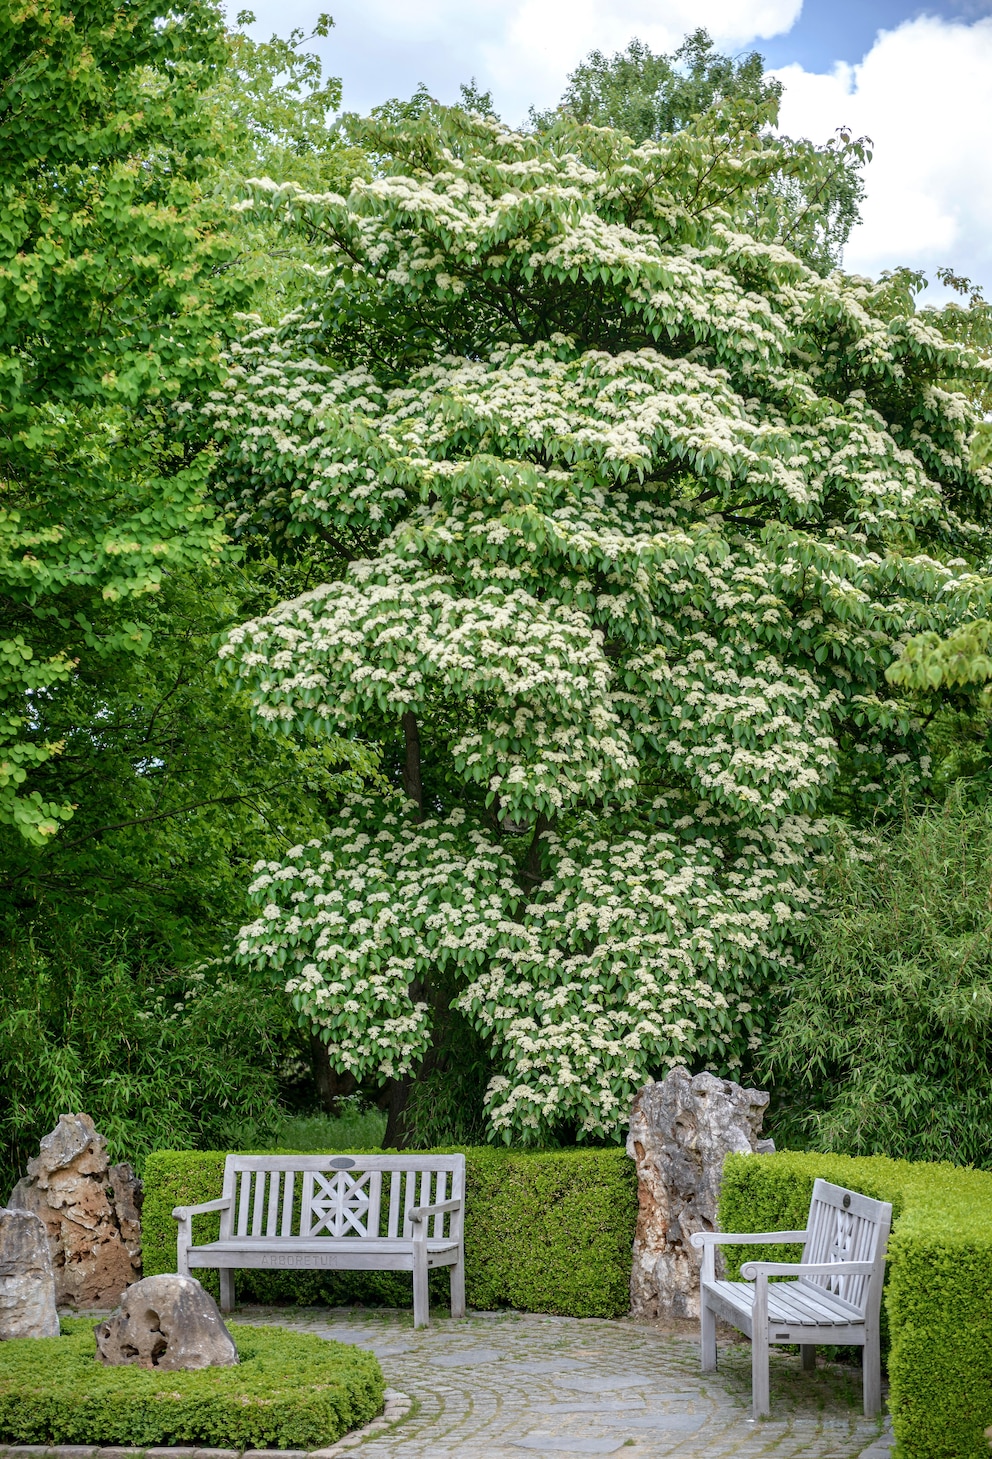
{"left": 217, "top": 1154, "right": 465, "bottom": 1242}
{"left": 801, "top": 1178, "right": 888, "bottom": 1313}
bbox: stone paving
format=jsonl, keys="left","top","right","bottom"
{"left": 241, "top": 1306, "right": 891, "bottom": 1459}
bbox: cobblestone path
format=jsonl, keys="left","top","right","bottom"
{"left": 241, "top": 1307, "right": 891, "bottom": 1459}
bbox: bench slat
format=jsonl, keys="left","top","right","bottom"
{"left": 301, "top": 1169, "right": 315, "bottom": 1237}
{"left": 433, "top": 1170, "right": 447, "bottom": 1239}
{"left": 281, "top": 1169, "right": 295, "bottom": 1237}
{"left": 387, "top": 1169, "right": 401, "bottom": 1240}
{"left": 266, "top": 1170, "right": 281, "bottom": 1238}
{"left": 251, "top": 1170, "right": 267, "bottom": 1237}
{"left": 368, "top": 1170, "right": 383, "bottom": 1240}
{"left": 237, "top": 1170, "right": 252, "bottom": 1237}
{"left": 403, "top": 1169, "right": 416, "bottom": 1239}
{"left": 185, "top": 1237, "right": 459, "bottom": 1274}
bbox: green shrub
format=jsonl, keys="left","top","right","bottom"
{"left": 761, "top": 798, "right": 992, "bottom": 1167}
{"left": 720, "top": 1150, "right": 992, "bottom": 1459}
{"left": 0, "top": 1319, "right": 383, "bottom": 1449}
{"left": 143, "top": 1145, "right": 637, "bottom": 1319}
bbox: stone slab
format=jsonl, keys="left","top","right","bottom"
{"left": 555, "top": 1373, "right": 651, "bottom": 1393}
{"left": 430, "top": 1347, "right": 502, "bottom": 1367}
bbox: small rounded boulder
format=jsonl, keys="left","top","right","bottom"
{"left": 95, "top": 1273, "right": 238, "bottom": 1370}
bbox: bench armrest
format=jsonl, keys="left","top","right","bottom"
{"left": 409, "top": 1199, "right": 462, "bottom": 1223}
{"left": 690, "top": 1230, "right": 807, "bottom": 1249}
{"left": 172, "top": 1197, "right": 231, "bottom": 1221}
{"left": 740, "top": 1259, "right": 875, "bottom": 1280}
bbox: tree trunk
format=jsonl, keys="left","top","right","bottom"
{"left": 402, "top": 710, "right": 424, "bottom": 819}
{"left": 309, "top": 1034, "right": 357, "bottom": 1116}
{"left": 522, "top": 812, "right": 549, "bottom": 884}
{"left": 381, "top": 1074, "right": 414, "bottom": 1149}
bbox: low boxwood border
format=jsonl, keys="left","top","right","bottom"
{"left": 142, "top": 1146, "right": 637, "bottom": 1320}
{"left": 0, "top": 1319, "right": 383, "bottom": 1450}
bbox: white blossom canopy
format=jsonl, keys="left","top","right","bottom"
{"left": 213, "top": 108, "right": 992, "bottom": 1140}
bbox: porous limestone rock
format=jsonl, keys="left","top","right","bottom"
{"left": 8, "top": 1113, "right": 142, "bottom": 1309}
{"left": 95, "top": 1274, "right": 238, "bottom": 1370}
{"left": 627, "top": 1068, "right": 772, "bottom": 1320}
{"left": 0, "top": 1206, "right": 59, "bottom": 1339}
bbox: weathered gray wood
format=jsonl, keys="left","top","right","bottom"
{"left": 219, "top": 1268, "right": 234, "bottom": 1313}
{"left": 173, "top": 1153, "right": 466, "bottom": 1331}
{"left": 690, "top": 1182, "right": 891, "bottom": 1421}
{"left": 412, "top": 1221, "right": 430, "bottom": 1329}
{"left": 450, "top": 1249, "right": 466, "bottom": 1319}
{"left": 700, "top": 1294, "right": 717, "bottom": 1372}
{"left": 751, "top": 1273, "right": 770, "bottom": 1419}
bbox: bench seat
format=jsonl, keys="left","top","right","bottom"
{"left": 704, "top": 1277, "right": 865, "bottom": 1337}
{"left": 185, "top": 1236, "right": 460, "bottom": 1271}
{"left": 173, "top": 1153, "right": 466, "bottom": 1329}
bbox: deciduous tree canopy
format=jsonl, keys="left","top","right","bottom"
{"left": 214, "top": 107, "right": 992, "bottom": 1142}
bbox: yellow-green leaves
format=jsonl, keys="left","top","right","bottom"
{"left": 1, "top": 0, "right": 247, "bottom": 840}
{"left": 887, "top": 622, "right": 992, "bottom": 691}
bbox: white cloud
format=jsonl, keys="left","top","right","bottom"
{"left": 485, "top": 0, "right": 802, "bottom": 110}
{"left": 329, "top": 0, "right": 802, "bottom": 120}
{"left": 774, "top": 15, "right": 992, "bottom": 297}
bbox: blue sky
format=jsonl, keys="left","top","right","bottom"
{"left": 759, "top": 0, "right": 987, "bottom": 67}
{"left": 237, "top": 0, "right": 992, "bottom": 299}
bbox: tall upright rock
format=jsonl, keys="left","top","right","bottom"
{"left": 0, "top": 1207, "right": 60, "bottom": 1338}
{"left": 8, "top": 1113, "right": 142, "bottom": 1309}
{"left": 627, "top": 1069, "right": 771, "bottom": 1320}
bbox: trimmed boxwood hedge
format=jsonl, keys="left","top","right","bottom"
{"left": 720, "top": 1151, "right": 992, "bottom": 1459}
{"left": 0, "top": 1318, "right": 383, "bottom": 1449}
{"left": 143, "top": 1146, "right": 637, "bottom": 1320}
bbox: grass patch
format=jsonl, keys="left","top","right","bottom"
{"left": 271, "top": 1106, "right": 387, "bottom": 1152}
{"left": 0, "top": 1318, "right": 383, "bottom": 1449}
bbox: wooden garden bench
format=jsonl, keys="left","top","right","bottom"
{"left": 690, "top": 1179, "right": 892, "bottom": 1419}
{"left": 173, "top": 1153, "right": 465, "bottom": 1329}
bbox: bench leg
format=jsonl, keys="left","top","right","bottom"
{"left": 413, "top": 1247, "right": 430, "bottom": 1329}
{"left": 450, "top": 1257, "right": 466, "bottom": 1320}
{"left": 219, "top": 1269, "right": 235, "bottom": 1314}
{"left": 862, "top": 1339, "right": 882, "bottom": 1417}
{"left": 752, "top": 1329, "right": 770, "bottom": 1420}
{"left": 801, "top": 1345, "right": 816, "bottom": 1372}
{"left": 700, "top": 1296, "right": 717, "bottom": 1372}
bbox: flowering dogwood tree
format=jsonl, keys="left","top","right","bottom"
{"left": 210, "top": 107, "right": 992, "bottom": 1142}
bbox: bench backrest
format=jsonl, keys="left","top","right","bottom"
{"left": 800, "top": 1179, "right": 892, "bottom": 1316}
{"left": 218, "top": 1154, "right": 465, "bottom": 1243}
